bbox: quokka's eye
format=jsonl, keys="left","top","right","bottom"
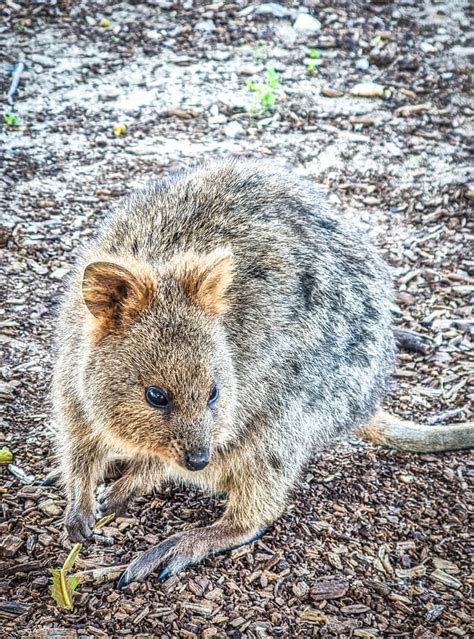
{"left": 208, "top": 384, "right": 219, "bottom": 406}
{"left": 145, "top": 386, "right": 170, "bottom": 409}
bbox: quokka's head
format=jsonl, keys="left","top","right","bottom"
{"left": 79, "top": 248, "right": 237, "bottom": 471}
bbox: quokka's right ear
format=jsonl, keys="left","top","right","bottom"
{"left": 168, "top": 247, "right": 234, "bottom": 316}
{"left": 82, "top": 260, "right": 156, "bottom": 331}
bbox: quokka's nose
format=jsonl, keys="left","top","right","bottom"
{"left": 184, "top": 447, "right": 210, "bottom": 471}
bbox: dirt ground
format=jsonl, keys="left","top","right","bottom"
{"left": 0, "top": 1, "right": 472, "bottom": 638}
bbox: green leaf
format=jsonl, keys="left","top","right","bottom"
{"left": 308, "top": 48, "right": 321, "bottom": 59}
{"left": 261, "top": 91, "right": 275, "bottom": 109}
{"left": 265, "top": 67, "right": 279, "bottom": 88}
{"left": 246, "top": 79, "right": 258, "bottom": 91}
{"left": 3, "top": 113, "right": 22, "bottom": 126}
{"left": 307, "top": 63, "right": 317, "bottom": 74}
{"left": 0, "top": 447, "right": 13, "bottom": 463}
{"left": 95, "top": 512, "right": 116, "bottom": 529}
{"left": 68, "top": 573, "right": 81, "bottom": 591}
{"left": 62, "top": 542, "right": 82, "bottom": 571}
{"left": 50, "top": 569, "right": 74, "bottom": 610}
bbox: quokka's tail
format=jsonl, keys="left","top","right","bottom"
{"left": 357, "top": 410, "right": 474, "bottom": 453}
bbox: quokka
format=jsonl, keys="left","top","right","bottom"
{"left": 51, "top": 158, "right": 473, "bottom": 586}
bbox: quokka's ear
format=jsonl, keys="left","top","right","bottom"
{"left": 82, "top": 260, "right": 156, "bottom": 330}
{"left": 170, "top": 248, "right": 234, "bottom": 315}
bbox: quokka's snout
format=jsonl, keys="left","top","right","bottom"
{"left": 183, "top": 447, "right": 211, "bottom": 471}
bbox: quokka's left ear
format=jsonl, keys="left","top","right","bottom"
{"left": 82, "top": 259, "right": 156, "bottom": 333}
{"left": 168, "top": 247, "right": 234, "bottom": 315}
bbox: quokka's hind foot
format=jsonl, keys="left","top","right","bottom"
{"left": 118, "top": 521, "right": 266, "bottom": 588}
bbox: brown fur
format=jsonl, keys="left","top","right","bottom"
{"left": 169, "top": 248, "right": 234, "bottom": 316}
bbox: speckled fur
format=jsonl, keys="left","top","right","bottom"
{"left": 52, "top": 158, "right": 395, "bottom": 583}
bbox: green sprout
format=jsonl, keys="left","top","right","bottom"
{"left": 306, "top": 49, "right": 320, "bottom": 74}
{"left": 4, "top": 113, "right": 22, "bottom": 127}
{"left": 246, "top": 67, "right": 280, "bottom": 114}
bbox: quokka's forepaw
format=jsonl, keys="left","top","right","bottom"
{"left": 65, "top": 507, "right": 96, "bottom": 543}
{"left": 117, "top": 526, "right": 267, "bottom": 588}
{"left": 97, "top": 484, "right": 130, "bottom": 518}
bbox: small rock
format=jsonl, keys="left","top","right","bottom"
{"left": 239, "top": 63, "right": 264, "bottom": 76}
{"left": 321, "top": 86, "right": 344, "bottom": 98}
{"left": 116, "top": 517, "right": 138, "bottom": 530}
{"left": 240, "top": 3, "right": 293, "bottom": 19}
{"left": 350, "top": 115, "right": 374, "bottom": 126}
{"left": 38, "top": 499, "right": 62, "bottom": 517}
{"left": 146, "top": 29, "right": 161, "bottom": 42}
{"left": 420, "top": 42, "right": 436, "bottom": 54}
{"left": 355, "top": 58, "right": 370, "bottom": 71}
{"left": 29, "top": 261, "right": 48, "bottom": 276}
{"left": 224, "top": 121, "right": 246, "bottom": 139}
{"left": 0, "top": 225, "right": 11, "bottom": 248}
{"left": 0, "top": 535, "right": 23, "bottom": 558}
{"left": 292, "top": 581, "right": 310, "bottom": 598}
{"left": 398, "top": 54, "right": 420, "bottom": 71}
{"left": 370, "top": 42, "right": 397, "bottom": 67}
{"left": 429, "top": 569, "right": 462, "bottom": 590}
{"left": 0, "top": 383, "right": 14, "bottom": 402}
{"left": 30, "top": 53, "right": 55, "bottom": 68}
{"left": 99, "top": 86, "right": 120, "bottom": 100}
{"left": 206, "top": 50, "right": 232, "bottom": 62}
{"left": 8, "top": 463, "right": 35, "bottom": 484}
{"left": 49, "top": 266, "right": 70, "bottom": 281}
{"left": 432, "top": 558, "right": 460, "bottom": 574}
{"left": 310, "top": 579, "right": 348, "bottom": 601}
{"left": 425, "top": 605, "right": 445, "bottom": 623}
{"left": 396, "top": 292, "right": 416, "bottom": 306}
{"left": 350, "top": 82, "right": 386, "bottom": 98}
{"left": 293, "top": 13, "right": 321, "bottom": 33}
{"left": 450, "top": 46, "right": 474, "bottom": 60}
{"left": 194, "top": 20, "right": 216, "bottom": 32}
{"left": 317, "top": 35, "right": 337, "bottom": 49}
{"left": 395, "top": 103, "right": 431, "bottom": 117}
{"left": 341, "top": 604, "right": 370, "bottom": 614}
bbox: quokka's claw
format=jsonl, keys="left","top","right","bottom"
{"left": 39, "top": 469, "right": 61, "bottom": 486}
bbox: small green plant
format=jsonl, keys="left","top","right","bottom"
{"left": 306, "top": 48, "right": 321, "bottom": 74}
{"left": 4, "top": 112, "right": 22, "bottom": 126}
{"left": 50, "top": 513, "right": 115, "bottom": 610}
{"left": 246, "top": 67, "right": 280, "bottom": 114}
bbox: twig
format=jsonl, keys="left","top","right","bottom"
{"left": 394, "top": 328, "right": 431, "bottom": 354}
{"left": 426, "top": 406, "right": 468, "bottom": 425}
{"left": 5, "top": 62, "right": 25, "bottom": 105}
